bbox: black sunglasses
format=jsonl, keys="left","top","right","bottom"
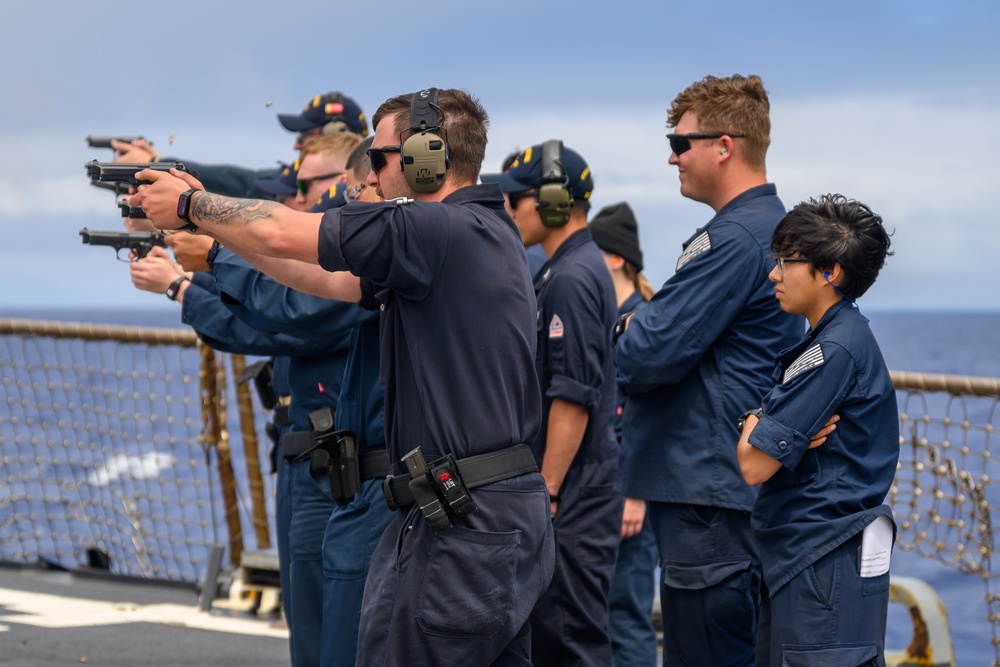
{"left": 367, "top": 145, "right": 402, "bottom": 174}
{"left": 666, "top": 132, "right": 745, "bottom": 156}
{"left": 508, "top": 190, "right": 536, "bottom": 208}
{"left": 296, "top": 171, "right": 343, "bottom": 195}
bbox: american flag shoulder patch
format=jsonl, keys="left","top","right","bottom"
{"left": 783, "top": 344, "right": 825, "bottom": 384}
{"left": 676, "top": 231, "right": 712, "bottom": 271}
{"left": 549, "top": 314, "right": 564, "bottom": 338}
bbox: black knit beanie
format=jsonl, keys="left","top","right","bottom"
{"left": 589, "top": 201, "right": 643, "bottom": 271}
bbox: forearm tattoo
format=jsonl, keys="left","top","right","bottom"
{"left": 192, "top": 192, "right": 280, "bottom": 226}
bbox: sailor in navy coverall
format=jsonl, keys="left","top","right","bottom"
{"left": 613, "top": 75, "right": 801, "bottom": 666}
{"left": 211, "top": 184, "right": 389, "bottom": 667}
{"left": 482, "top": 142, "right": 622, "bottom": 666}
{"left": 183, "top": 249, "right": 361, "bottom": 667}
{"left": 213, "top": 257, "right": 391, "bottom": 667}
{"left": 737, "top": 196, "right": 898, "bottom": 667}
{"left": 131, "top": 89, "right": 554, "bottom": 667}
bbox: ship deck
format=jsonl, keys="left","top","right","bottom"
{"left": 0, "top": 563, "right": 289, "bottom": 667}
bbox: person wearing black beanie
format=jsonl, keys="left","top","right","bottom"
{"left": 590, "top": 201, "right": 659, "bottom": 667}
{"left": 590, "top": 202, "right": 655, "bottom": 303}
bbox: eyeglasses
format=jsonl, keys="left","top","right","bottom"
{"left": 345, "top": 182, "right": 367, "bottom": 202}
{"left": 508, "top": 190, "right": 536, "bottom": 208}
{"left": 773, "top": 256, "right": 811, "bottom": 276}
{"left": 666, "top": 132, "right": 745, "bottom": 156}
{"left": 297, "top": 172, "right": 343, "bottom": 195}
{"left": 367, "top": 145, "right": 402, "bottom": 174}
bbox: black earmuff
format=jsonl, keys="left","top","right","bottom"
{"left": 536, "top": 139, "right": 572, "bottom": 227}
{"left": 400, "top": 88, "right": 449, "bottom": 192}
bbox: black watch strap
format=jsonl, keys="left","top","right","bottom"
{"left": 612, "top": 311, "right": 633, "bottom": 345}
{"left": 176, "top": 188, "right": 200, "bottom": 232}
{"left": 737, "top": 408, "right": 763, "bottom": 431}
{"left": 165, "top": 275, "right": 190, "bottom": 301}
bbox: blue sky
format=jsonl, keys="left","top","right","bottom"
{"left": 2, "top": 0, "right": 998, "bottom": 311}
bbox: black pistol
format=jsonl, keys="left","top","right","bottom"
{"left": 79, "top": 228, "right": 166, "bottom": 262}
{"left": 85, "top": 160, "right": 191, "bottom": 190}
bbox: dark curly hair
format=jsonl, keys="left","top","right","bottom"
{"left": 771, "top": 194, "right": 894, "bottom": 299}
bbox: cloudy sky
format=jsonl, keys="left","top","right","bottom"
{"left": 2, "top": 0, "right": 998, "bottom": 312}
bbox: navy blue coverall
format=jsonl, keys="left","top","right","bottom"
{"left": 180, "top": 268, "right": 348, "bottom": 667}
{"left": 528, "top": 228, "right": 623, "bottom": 667}
{"left": 607, "top": 290, "right": 659, "bottom": 667}
{"left": 214, "top": 251, "right": 391, "bottom": 667}
{"left": 210, "top": 249, "right": 380, "bottom": 667}
{"left": 748, "top": 301, "right": 899, "bottom": 666}
{"left": 614, "top": 184, "right": 802, "bottom": 667}
{"left": 316, "top": 184, "right": 554, "bottom": 667}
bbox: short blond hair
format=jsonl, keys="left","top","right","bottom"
{"left": 668, "top": 74, "right": 770, "bottom": 170}
{"left": 300, "top": 132, "right": 363, "bottom": 162}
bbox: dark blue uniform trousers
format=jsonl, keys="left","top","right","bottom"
{"left": 287, "top": 459, "right": 336, "bottom": 666}
{"left": 530, "top": 459, "right": 623, "bottom": 667}
{"left": 356, "top": 472, "right": 554, "bottom": 667}
{"left": 319, "top": 478, "right": 394, "bottom": 667}
{"left": 274, "top": 436, "right": 294, "bottom": 662}
{"left": 648, "top": 503, "right": 759, "bottom": 667}
{"left": 757, "top": 532, "right": 890, "bottom": 667}
{"left": 608, "top": 514, "right": 659, "bottom": 667}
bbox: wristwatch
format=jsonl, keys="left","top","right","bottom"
{"left": 176, "top": 188, "right": 200, "bottom": 231}
{"left": 612, "top": 312, "right": 633, "bottom": 345}
{"left": 737, "top": 408, "right": 763, "bottom": 431}
{"left": 165, "top": 275, "right": 190, "bottom": 301}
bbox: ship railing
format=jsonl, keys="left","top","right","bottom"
{"left": 2, "top": 319, "right": 1000, "bottom": 663}
{"left": 889, "top": 370, "right": 1000, "bottom": 667}
{"left": 0, "top": 318, "right": 272, "bottom": 585}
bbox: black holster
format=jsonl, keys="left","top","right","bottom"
{"left": 238, "top": 359, "right": 278, "bottom": 411}
{"left": 400, "top": 447, "right": 477, "bottom": 533}
{"left": 305, "top": 408, "right": 361, "bottom": 505}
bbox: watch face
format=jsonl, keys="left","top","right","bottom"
{"left": 177, "top": 192, "right": 191, "bottom": 221}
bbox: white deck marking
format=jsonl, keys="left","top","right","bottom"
{"left": 0, "top": 587, "right": 287, "bottom": 638}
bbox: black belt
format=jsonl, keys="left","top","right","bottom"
{"left": 281, "top": 431, "right": 390, "bottom": 479}
{"left": 382, "top": 444, "right": 537, "bottom": 509}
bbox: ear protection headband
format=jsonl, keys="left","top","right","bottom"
{"left": 400, "top": 88, "right": 449, "bottom": 192}
{"left": 536, "top": 139, "right": 572, "bottom": 227}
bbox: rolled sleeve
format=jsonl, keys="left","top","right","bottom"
{"left": 748, "top": 414, "right": 810, "bottom": 470}
{"left": 317, "top": 208, "right": 349, "bottom": 272}
{"left": 547, "top": 374, "right": 600, "bottom": 409}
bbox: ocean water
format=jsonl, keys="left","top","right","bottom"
{"left": 3, "top": 306, "right": 1000, "bottom": 664}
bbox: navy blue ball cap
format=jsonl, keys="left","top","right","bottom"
{"left": 309, "top": 181, "right": 347, "bottom": 213}
{"left": 277, "top": 91, "right": 369, "bottom": 136}
{"left": 481, "top": 142, "right": 593, "bottom": 201}
{"left": 255, "top": 158, "right": 300, "bottom": 196}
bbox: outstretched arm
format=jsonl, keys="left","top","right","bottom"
{"left": 221, "top": 237, "right": 362, "bottom": 302}
{"left": 129, "top": 168, "right": 321, "bottom": 264}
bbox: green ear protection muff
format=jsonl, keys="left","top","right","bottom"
{"left": 536, "top": 139, "right": 572, "bottom": 227}
{"left": 400, "top": 88, "right": 449, "bottom": 192}
{"left": 319, "top": 92, "right": 349, "bottom": 135}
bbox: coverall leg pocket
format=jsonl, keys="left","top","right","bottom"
{"left": 415, "top": 525, "right": 521, "bottom": 638}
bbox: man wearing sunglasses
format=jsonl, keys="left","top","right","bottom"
{"left": 613, "top": 74, "right": 802, "bottom": 667}
{"left": 292, "top": 132, "right": 359, "bottom": 209}
{"left": 131, "top": 87, "right": 553, "bottom": 667}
